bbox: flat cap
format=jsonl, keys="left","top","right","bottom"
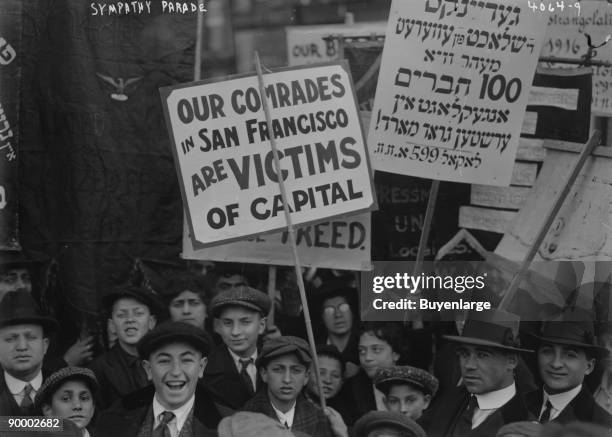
{"left": 374, "top": 366, "right": 439, "bottom": 397}
{"left": 137, "top": 321, "right": 211, "bottom": 359}
{"left": 353, "top": 411, "right": 426, "bottom": 437}
{"left": 496, "top": 421, "right": 544, "bottom": 437}
{"left": 218, "top": 412, "right": 296, "bottom": 437}
{"left": 102, "top": 285, "right": 164, "bottom": 317}
{"left": 257, "top": 336, "right": 312, "bottom": 368}
{"left": 35, "top": 367, "right": 98, "bottom": 408}
{"left": 210, "top": 286, "right": 271, "bottom": 318}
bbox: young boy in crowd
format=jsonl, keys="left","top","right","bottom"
{"left": 243, "top": 336, "right": 334, "bottom": 437}
{"left": 373, "top": 365, "right": 438, "bottom": 422}
{"left": 89, "top": 285, "right": 161, "bottom": 409}
{"left": 202, "top": 286, "right": 270, "bottom": 412}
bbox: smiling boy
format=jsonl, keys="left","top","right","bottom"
{"left": 95, "top": 321, "right": 221, "bottom": 437}
{"left": 203, "top": 286, "right": 270, "bottom": 411}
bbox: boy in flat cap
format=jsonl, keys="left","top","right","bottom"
{"left": 374, "top": 365, "right": 438, "bottom": 422}
{"left": 426, "top": 310, "right": 534, "bottom": 437}
{"left": 88, "top": 285, "right": 161, "bottom": 409}
{"left": 243, "top": 336, "right": 334, "bottom": 437}
{"left": 95, "top": 321, "right": 222, "bottom": 437}
{"left": 525, "top": 318, "right": 612, "bottom": 427}
{"left": 0, "top": 291, "right": 58, "bottom": 416}
{"left": 202, "top": 286, "right": 270, "bottom": 412}
{"left": 353, "top": 411, "right": 427, "bottom": 437}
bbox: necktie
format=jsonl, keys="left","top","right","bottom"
{"left": 240, "top": 358, "right": 255, "bottom": 396}
{"left": 539, "top": 400, "right": 553, "bottom": 423}
{"left": 452, "top": 394, "right": 478, "bottom": 437}
{"left": 20, "top": 384, "right": 33, "bottom": 410}
{"left": 284, "top": 421, "right": 290, "bottom": 429}
{"left": 154, "top": 411, "right": 175, "bottom": 437}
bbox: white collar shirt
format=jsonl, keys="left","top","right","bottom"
{"left": 542, "top": 384, "right": 582, "bottom": 421}
{"left": 228, "top": 347, "right": 258, "bottom": 390}
{"left": 5, "top": 370, "right": 42, "bottom": 406}
{"left": 373, "top": 384, "right": 388, "bottom": 411}
{"left": 271, "top": 400, "right": 296, "bottom": 428}
{"left": 471, "top": 382, "right": 516, "bottom": 429}
{"left": 152, "top": 393, "right": 195, "bottom": 437}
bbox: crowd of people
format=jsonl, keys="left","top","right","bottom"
{"left": 0, "top": 252, "right": 611, "bottom": 437}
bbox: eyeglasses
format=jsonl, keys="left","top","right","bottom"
{"left": 323, "top": 303, "right": 351, "bottom": 316}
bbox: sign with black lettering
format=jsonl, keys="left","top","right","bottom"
{"left": 183, "top": 213, "right": 372, "bottom": 271}
{"left": 368, "top": 0, "right": 549, "bottom": 185}
{"left": 161, "top": 62, "right": 376, "bottom": 248}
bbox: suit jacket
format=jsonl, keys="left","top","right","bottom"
{"left": 427, "top": 386, "right": 533, "bottom": 437}
{"left": 525, "top": 386, "right": 612, "bottom": 428}
{"left": 88, "top": 344, "right": 150, "bottom": 410}
{"left": 0, "top": 371, "right": 49, "bottom": 416}
{"left": 242, "top": 390, "right": 333, "bottom": 437}
{"left": 335, "top": 368, "right": 376, "bottom": 426}
{"left": 94, "top": 385, "right": 221, "bottom": 437}
{"left": 202, "top": 345, "right": 261, "bottom": 411}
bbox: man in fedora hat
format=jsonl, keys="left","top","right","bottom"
{"left": 95, "top": 321, "right": 222, "bottom": 437}
{"left": 88, "top": 285, "right": 162, "bottom": 409}
{"left": 526, "top": 318, "right": 612, "bottom": 427}
{"left": 426, "top": 310, "right": 534, "bottom": 437}
{"left": 0, "top": 291, "right": 58, "bottom": 416}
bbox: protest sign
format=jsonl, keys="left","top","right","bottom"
{"left": 367, "top": 0, "right": 549, "bottom": 185}
{"left": 540, "top": 0, "right": 612, "bottom": 115}
{"left": 496, "top": 142, "right": 612, "bottom": 261}
{"left": 0, "top": 0, "right": 21, "bottom": 250}
{"left": 183, "top": 213, "right": 372, "bottom": 270}
{"left": 161, "top": 62, "right": 376, "bottom": 248}
{"left": 286, "top": 22, "right": 386, "bottom": 67}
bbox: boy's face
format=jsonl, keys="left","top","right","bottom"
{"left": 358, "top": 332, "right": 399, "bottom": 378}
{"left": 261, "top": 354, "right": 309, "bottom": 406}
{"left": 110, "top": 297, "right": 156, "bottom": 347}
{"left": 217, "top": 306, "right": 265, "bottom": 357}
{"left": 321, "top": 296, "right": 353, "bottom": 336}
{"left": 307, "top": 355, "right": 343, "bottom": 399}
{"left": 383, "top": 383, "right": 431, "bottom": 420}
{"left": 169, "top": 290, "right": 207, "bottom": 329}
{"left": 143, "top": 342, "right": 206, "bottom": 410}
{"left": 537, "top": 342, "right": 594, "bottom": 394}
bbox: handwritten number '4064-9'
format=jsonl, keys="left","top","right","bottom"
{"left": 526, "top": 1, "right": 581, "bottom": 15}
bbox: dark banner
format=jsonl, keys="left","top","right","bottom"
{"left": 18, "top": 0, "right": 198, "bottom": 327}
{"left": 523, "top": 67, "right": 592, "bottom": 143}
{"left": 0, "top": 0, "right": 21, "bottom": 250}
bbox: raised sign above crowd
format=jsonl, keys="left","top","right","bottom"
{"left": 161, "top": 62, "right": 376, "bottom": 248}
{"left": 368, "top": 0, "right": 549, "bottom": 186}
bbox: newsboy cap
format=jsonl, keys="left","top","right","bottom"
{"left": 35, "top": 367, "right": 98, "bottom": 409}
{"left": 256, "top": 336, "right": 312, "bottom": 368}
{"left": 137, "top": 321, "right": 211, "bottom": 359}
{"left": 217, "top": 412, "right": 296, "bottom": 437}
{"left": 353, "top": 411, "right": 426, "bottom": 437}
{"left": 102, "top": 284, "right": 164, "bottom": 317}
{"left": 209, "top": 286, "right": 271, "bottom": 318}
{"left": 374, "top": 365, "right": 439, "bottom": 397}
{"left": 0, "top": 291, "right": 58, "bottom": 333}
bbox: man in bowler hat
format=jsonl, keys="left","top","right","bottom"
{"left": 426, "top": 310, "right": 534, "bottom": 437}
{"left": 95, "top": 321, "right": 222, "bottom": 436}
{"left": 0, "top": 291, "right": 58, "bottom": 415}
{"left": 526, "top": 318, "right": 612, "bottom": 427}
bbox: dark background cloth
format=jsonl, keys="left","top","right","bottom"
{"left": 17, "top": 1, "right": 197, "bottom": 339}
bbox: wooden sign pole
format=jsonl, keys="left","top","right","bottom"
{"left": 254, "top": 52, "right": 326, "bottom": 410}
{"left": 498, "top": 131, "right": 601, "bottom": 310}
